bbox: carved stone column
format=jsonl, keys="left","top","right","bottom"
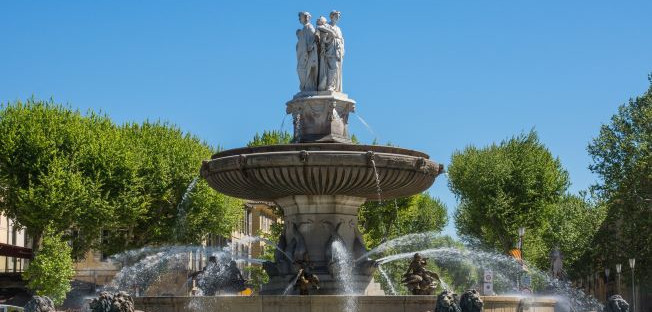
{"left": 260, "top": 195, "right": 382, "bottom": 295}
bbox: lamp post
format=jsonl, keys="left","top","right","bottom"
{"left": 629, "top": 258, "right": 636, "bottom": 312}
{"left": 517, "top": 227, "right": 526, "bottom": 292}
{"left": 616, "top": 264, "right": 622, "bottom": 294}
{"left": 605, "top": 268, "right": 610, "bottom": 298}
{"left": 595, "top": 272, "right": 600, "bottom": 298}
{"left": 518, "top": 227, "right": 526, "bottom": 250}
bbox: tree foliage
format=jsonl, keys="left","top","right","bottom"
{"left": 358, "top": 193, "right": 448, "bottom": 249}
{"left": 23, "top": 231, "right": 75, "bottom": 305}
{"left": 538, "top": 194, "right": 606, "bottom": 277}
{"left": 0, "top": 99, "right": 242, "bottom": 258}
{"left": 247, "top": 130, "right": 292, "bottom": 147}
{"left": 447, "top": 131, "right": 570, "bottom": 257}
{"left": 587, "top": 75, "right": 652, "bottom": 282}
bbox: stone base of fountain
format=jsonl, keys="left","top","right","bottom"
{"left": 261, "top": 274, "right": 384, "bottom": 296}
{"left": 133, "top": 295, "right": 556, "bottom": 312}
{"left": 286, "top": 91, "right": 356, "bottom": 144}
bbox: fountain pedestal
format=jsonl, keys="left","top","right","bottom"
{"left": 260, "top": 195, "right": 383, "bottom": 295}
{"left": 286, "top": 91, "right": 355, "bottom": 143}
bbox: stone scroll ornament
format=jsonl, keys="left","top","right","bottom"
{"left": 296, "top": 10, "right": 344, "bottom": 92}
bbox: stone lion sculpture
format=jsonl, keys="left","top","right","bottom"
{"left": 24, "top": 296, "right": 55, "bottom": 312}
{"left": 88, "top": 291, "right": 135, "bottom": 312}
{"left": 435, "top": 290, "right": 461, "bottom": 312}
{"left": 605, "top": 295, "right": 629, "bottom": 312}
{"left": 459, "top": 289, "right": 483, "bottom": 312}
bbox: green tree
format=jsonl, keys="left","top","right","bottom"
{"left": 358, "top": 193, "right": 449, "bottom": 249}
{"left": 447, "top": 130, "right": 570, "bottom": 261}
{"left": 112, "top": 121, "right": 242, "bottom": 251}
{"left": 0, "top": 99, "right": 130, "bottom": 253}
{"left": 23, "top": 231, "right": 75, "bottom": 305}
{"left": 0, "top": 99, "right": 242, "bottom": 257}
{"left": 539, "top": 194, "right": 607, "bottom": 278}
{"left": 587, "top": 75, "right": 652, "bottom": 281}
{"left": 247, "top": 130, "right": 292, "bottom": 147}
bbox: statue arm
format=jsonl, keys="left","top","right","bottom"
{"left": 317, "top": 25, "right": 336, "bottom": 36}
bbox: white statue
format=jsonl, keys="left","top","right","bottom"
{"left": 296, "top": 12, "right": 319, "bottom": 91}
{"left": 315, "top": 11, "right": 344, "bottom": 92}
{"left": 328, "top": 10, "right": 345, "bottom": 92}
{"left": 550, "top": 247, "right": 564, "bottom": 279}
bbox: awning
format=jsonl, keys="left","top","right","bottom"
{"left": 0, "top": 243, "right": 33, "bottom": 259}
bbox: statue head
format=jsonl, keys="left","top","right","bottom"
{"left": 298, "top": 11, "right": 311, "bottom": 25}
{"left": 317, "top": 16, "right": 327, "bottom": 26}
{"left": 435, "top": 290, "right": 461, "bottom": 312}
{"left": 413, "top": 253, "right": 426, "bottom": 262}
{"left": 329, "top": 10, "right": 341, "bottom": 24}
{"left": 459, "top": 289, "right": 483, "bottom": 312}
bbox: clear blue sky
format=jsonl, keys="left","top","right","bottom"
{"left": 1, "top": 1, "right": 651, "bottom": 238}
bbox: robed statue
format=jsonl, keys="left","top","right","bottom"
{"left": 296, "top": 12, "right": 319, "bottom": 91}
{"left": 296, "top": 10, "right": 345, "bottom": 92}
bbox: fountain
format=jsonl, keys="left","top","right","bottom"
{"left": 128, "top": 10, "right": 563, "bottom": 312}
{"left": 199, "top": 10, "right": 442, "bottom": 295}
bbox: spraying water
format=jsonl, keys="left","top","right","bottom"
{"left": 374, "top": 244, "right": 602, "bottom": 311}
{"left": 355, "top": 115, "right": 376, "bottom": 138}
{"left": 238, "top": 235, "right": 293, "bottom": 262}
{"left": 355, "top": 231, "right": 442, "bottom": 263}
{"left": 283, "top": 270, "right": 303, "bottom": 295}
{"left": 377, "top": 264, "right": 397, "bottom": 295}
{"left": 331, "top": 240, "right": 358, "bottom": 312}
{"left": 174, "top": 177, "right": 200, "bottom": 240}
{"left": 369, "top": 155, "right": 382, "bottom": 203}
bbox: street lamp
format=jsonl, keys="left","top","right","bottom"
{"left": 595, "top": 272, "right": 600, "bottom": 298}
{"left": 605, "top": 268, "right": 610, "bottom": 298}
{"left": 629, "top": 258, "right": 636, "bottom": 312}
{"left": 516, "top": 227, "right": 526, "bottom": 292}
{"left": 616, "top": 264, "right": 622, "bottom": 294}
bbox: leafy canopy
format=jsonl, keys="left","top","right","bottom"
{"left": 23, "top": 231, "right": 75, "bottom": 305}
{"left": 0, "top": 99, "right": 242, "bottom": 257}
{"left": 587, "top": 75, "right": 652, "bottom": 281}
{"left": 447, "top": 130, "right": 570, "bottom": 255}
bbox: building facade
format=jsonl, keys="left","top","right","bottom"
{"left": 71, "top": 201, "right": 281, "bottom": 295}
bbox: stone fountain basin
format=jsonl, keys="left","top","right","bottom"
{"left": 201, "top": 144, "right": 443, "bottom": 201}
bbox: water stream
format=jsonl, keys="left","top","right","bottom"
{"left": 332, "top": 240, "right": 358, "bottom": 312}
{"left": 174, "top": 177, "right": 200, "bottom": 240}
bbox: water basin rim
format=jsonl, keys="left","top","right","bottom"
{"left": 211, "top": 144, "right": 431, "bottom": 160}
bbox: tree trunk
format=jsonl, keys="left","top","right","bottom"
{"left": 30, "top": 230, "right": 43, "bottom": 255}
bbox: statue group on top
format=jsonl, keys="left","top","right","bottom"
{"left": 296, "top": 10, "right": 345, "bottom": 92}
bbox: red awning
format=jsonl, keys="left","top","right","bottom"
{"left": 0, "top": 243, "right": 33, "bottom": 259}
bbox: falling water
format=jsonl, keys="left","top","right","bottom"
{"left": 332, "top": 240, "right": 358, "bottom": 312}
{"left": 282, "top": 270, "right": 303, "bottom": 295}
{"left": 280, "top": 113, "right": 288, "bottom": 133}
{"left": 355, "top": 115, "right": 377, "bottom": 137}
{"left": 294, "top": 113, "right": 302, "bottom": 142}
{"left": 238, "top": 235, "right": 293, "bottom": 263}
{"left": 375, "top": 245, "right": 602, "bottom": 312}
{"left": 370, "top": 157, "right": 382, "bottom": 203}
{"left": 355, "top": 231, "right": 442, "bottom": 263}
{"left": 108, "top": 246, "right": 224, "bottom": 293}
{"left": 174, "top": 177, "right": 200, "bottom": 240}
{"left": 377, "top": 264, "right": 397, "bottom": 295}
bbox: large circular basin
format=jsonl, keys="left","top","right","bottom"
{"left": 200, "top": 144, "right": 443, "bottom": 201}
